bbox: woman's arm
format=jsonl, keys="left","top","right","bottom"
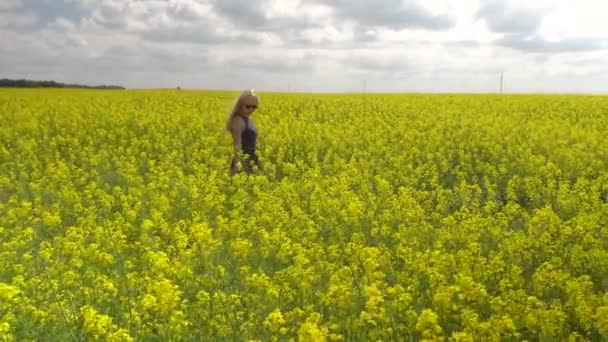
{"left": 229, "top": 116, "right": 245, "bottom": 160}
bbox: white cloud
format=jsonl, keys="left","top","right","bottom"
{"left": 539, "top": 0, "right": 608, "bottom": 40}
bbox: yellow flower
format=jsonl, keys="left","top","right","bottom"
{"left": 0, "top": 322, "right": 12, "bottom": 335}
{"left": 298, "top": 321, "right": 327, "bottom": 342}
{"left": 232, "top": 238, "right": 252, "bottom": 260}
{"left": 108, "top": 328, "right": 134, "bottom": 342}
{"left": 594, "top": 306, "right": 608, "bottom": 336}
{"left": 449, "top": 331, "right": 474, "bottom": 342}
{"left": 416, "top": 309, "right": 443, "bottom": 339}
{"left": 0, "top": 283, "right": 21, "bottom": 301}
{"left": 263, "top": 308, "right": 286, "bottom": 333}
{"left": 41, "top": 212, "right": 62, "bottom": 226}
{"left": 81, "top": 305, "right": 116, "bottom": 339}
{"left": 298, "top": 313, "right": 328, "bottom": 342}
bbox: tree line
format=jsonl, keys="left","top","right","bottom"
{"left": 0, "top": 78, "right": 125, "bottom": 89}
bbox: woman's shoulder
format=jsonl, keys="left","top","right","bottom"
{"left": 229, "top": 114, "right": 246, "bottom": 130}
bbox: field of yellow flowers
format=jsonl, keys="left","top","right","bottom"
{"left": 0, "top": 89, "right": 607, "bottom": 341}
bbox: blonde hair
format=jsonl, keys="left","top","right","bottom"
{"left": 225, "top": 89, "right": 259, "bottom": 131}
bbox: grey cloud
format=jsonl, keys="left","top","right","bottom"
{"left": 209, "top": 0, "right": 363, "bottom": 50}
{"left": 281, "top": 30, "right": 453, "bottom": 51}
{"left": 282, "top": 36, "right": 374, "bottom": 50}
{"left": 277, "top": 25, "right": 382, "bottom": 50}
{"left": 41, "top": 31, "right": 88, "bottom": 49}
{"left": 0, "top": 11, "right": 38, "bottom": 28}
{"left": 476, "top": 1, "right": 606, "bottom": 54}
{"left": 90, "top": 0, "right": 129, "bottom": 29}
{"left": 344, "top": 55, "right": 411, "bottom": 73}
{"left": 353, "top": 26, "right": 381, "bottom": 43}
{"left": 65, "top": 34, "right": 87, "bottom": 47}
{"left": 96, "top": 45, "right": 212, "bottom": 73}
{"left": 20, "top": 0, "right": 89, "bottom": 28}
{"left": 225, "top": 54, "right": 318, "bottom": 74}
{"left": 496, "top": 34, "right": 608, "bottom": 53}
{"left": 431, "top": 63, "right": 504, "bottom": 76}
{"left": 0, "top": 0, "right": 22, "bottom": 10}
{"left": 0, "top": 30, "right": 48, "bottom": 61}
{"left": 82, "top": 0, "right": 255, "bottom": 46}
{"left": 86, "top": 0, "right": 169, "bottom": 30}
{"left": 166, "top": 0, "right": 209, "bottom": 21}
{"left": 211, "top": 0, "right": 267, "bottom": 28}
{"left": 210, "top": 0, "right": 318, "bottom": 33}
{"left": 1, "top": 37, "right": 211, "bottom": 76}
{"left": 443, "top": 40, "right": 483, "bottom": 48}
{"left": 140, "top": 26, "right": 259, "bottom": 45}
{"left": 476, "top": 0, "right": 544, "bottom": 35}
{"left": 49, "top": 17, "right": 77, "bottom": 31}
{"left": 314, "top": 0, "right": 454, "bottom": 30}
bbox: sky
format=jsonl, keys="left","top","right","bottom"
{"left": 1, "top": 0, "right": 607, "bottom": 93}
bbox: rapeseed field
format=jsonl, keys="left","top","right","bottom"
{"left": 1, "top": 89, "right": 607, "bottom": 341}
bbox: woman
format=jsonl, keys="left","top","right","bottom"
{"left": 226, "top": 89, "right": 262, "bottom": 175}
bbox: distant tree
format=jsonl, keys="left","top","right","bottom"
{"left": 0, "top": 78, "right": 125, "bottom": 89}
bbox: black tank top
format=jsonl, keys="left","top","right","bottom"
{"left": 240, "top": 115, "right": 257, "bottom": 156}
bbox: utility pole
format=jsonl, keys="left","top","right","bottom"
{"left": 500, "top": 71, "right": 504, "bottom": 94}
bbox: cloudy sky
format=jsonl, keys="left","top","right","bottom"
{"left": 1, "top": 0, "right": 607, "bottom": 93}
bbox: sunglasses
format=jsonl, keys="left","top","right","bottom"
{"left": 245, "top": 105, "right": 258, "bottom": 110}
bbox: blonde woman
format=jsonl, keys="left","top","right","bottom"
{"left": 226, "top": 89, "right": 262, "bottom": 175}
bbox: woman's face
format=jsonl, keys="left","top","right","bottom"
{"left": 241, "top": 97, "right": 259, "bottom": 116}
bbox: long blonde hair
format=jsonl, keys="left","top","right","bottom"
{"left": 225, "top": 89, "right": 258, "bottom": 131}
